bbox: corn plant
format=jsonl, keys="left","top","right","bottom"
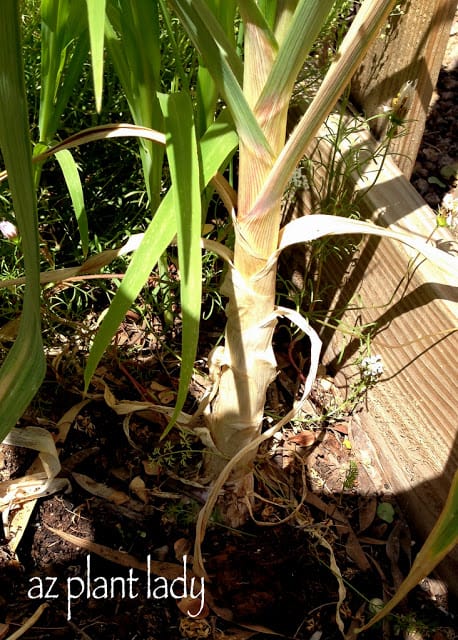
{"left": 1, "top": 0, "right": 457, "bottom": 606}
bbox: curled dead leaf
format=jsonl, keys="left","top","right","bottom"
{"left": 177, "top": 596, "right": 210, "bottom": 619}
{"left": 158, "top": 389, "right": 176, "bottom": 404}
{"left": 142, "top": 459, "right": 161, "bottom": 476}
{"left": 174, "top": 537, "right": 192, "bottom": 562}
{"left": 287, "top": 431, "right": 316, "bottom": 447}
{"left": 129, "top": 476, "right": 149, "bottom": 503}
{"left": 72, "top": 472, "right": 129, "bottom": 505}
{"left": 358, "top": 496, "right": 377, "bottom": 533}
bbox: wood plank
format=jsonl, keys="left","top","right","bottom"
{"left": 351, "top": 0, "right": 457, "bottom": 177}
{"left": 313, "top": 120, "right": 458, "bottom": 593}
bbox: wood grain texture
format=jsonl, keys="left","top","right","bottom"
{"left": 351, "top": 0, "right": 457, "bottom": 177}
{"left": 318, "top": 147, "right": 458, "bottom": 593}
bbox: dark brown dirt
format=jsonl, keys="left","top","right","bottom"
{"left": 1, "top": 341, "right": 456, "bottom": 640}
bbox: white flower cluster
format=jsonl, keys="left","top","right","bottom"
{"left": 441, "top": 193, "right": 457, "bottom": 228}
{"left": 286, "top": 168, "right": 304, "bottom": 192}
{"left": 0, "top": 220, "right": 18, "bottom": 239}
{"left": 360, "top": 354, "right": 384, "bottom": 382}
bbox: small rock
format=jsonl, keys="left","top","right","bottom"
{"left": 425, "top": 192, "right": 441, "bottom": 208}
{"left": 414, "top": 178, "right": 430, "bottom": 194}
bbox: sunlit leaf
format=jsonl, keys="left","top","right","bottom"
{"left": 0, "top": 0, "right": 46, "bottom": 442}
{"left": 168, "top": 0, "right": 273, "bottom": 164}
{"left": 250, "top": 0, "right": 398, "bottom": 220}
{"left": 158, "top": 92, "right": 202, "bottom": 435}
{"left": 83, "top": 114, "right": 238, "bottom": 390}
{"left": 55, "top": 149, "right": 89, "bottom": 257}
{"left": 39, "top": 0, "right": 90, "bottom": 144}
{"left": 85, "top": 0, "right": 106, "bottom": 113}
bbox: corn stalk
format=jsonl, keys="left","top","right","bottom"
{"left": 167, "top": 0, "right": 401, "bottom": 521}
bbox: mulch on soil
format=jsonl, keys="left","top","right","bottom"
{"left": 1, "top": 331, "right": 456, "bottom": 640}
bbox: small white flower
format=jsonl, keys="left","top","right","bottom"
{"left": 442, "top": 193, "right": 457, "bottom": 213}
{"left": 441, "top": 193, "right": 457, "bottom": 228}
{"left": 0, "top": 220, "right": 18, "bottom": 239}
{"left": 360, "top": 354, "right": 384, "bottom": 381}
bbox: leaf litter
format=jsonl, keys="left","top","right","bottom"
{"left": 0, "top": 311, "right": 456, "bottom": 639}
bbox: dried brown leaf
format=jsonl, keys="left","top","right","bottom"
{"left": 345, "top": 529, "right": 371, "bottom": 572}
{"left": 287, "top": 431, "right": 316, "bottom": 447}
{"left": 386, "top": 521, "right": 405, "bottom": 589}
{"left": 129, "top": 476, "right": 149, "bottom": 503}
{"left": 174, "top": 538, "right": 192, "bottom": 562}
{"left": 142, "top": 459, "right": 161, "bottom": 476}
{"left": 177, "top": 596, "right": 210, "bottom": 618}
{"left": 72, "top": 472, "right": 130, "bottom": 505}
{"left": 45, "top": 526, "right": 186, "bottom": 579}
{"left": 358, "top": 496, "right": 378, "bottom": 533}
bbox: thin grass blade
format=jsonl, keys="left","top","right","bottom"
{"left": 0, "top": 0, "right": 46, "bottom": 442}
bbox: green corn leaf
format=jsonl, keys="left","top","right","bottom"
{"left": 55, "top": 149, "right": 89, "bottom": 258}
{"left": 250, "top": 0, "right": 398, "bottom": 220}
{"left": 196, "top": 64, "right": 219, "bottom": 136}
{"left": 238, "top": 1, "right": 277, "bottom": 51}
{"left": 256, "top": 0, "right": 335, "bottom": 114}
{"left": 358, "top": 469, "right": 458, "bottom": 632}
{"left": 84, "top": 190, "right": 176, "bottom": 391}
{"left": 84, "top": 113, "right": 238, "bottom": 390}
{"left": 86, "top": 0, "right": 106, "bottom": 113}
{"left": 169, "top": 0, "right": 273, "bottom": 163}
{"left": 39, "top": 0, "right": 90, "bottom": 144}
{"left": 0, "top": 0, "right": 46, "bottom": 442}
{"left": 256, "top": 0, "right": 278, "bottom": 31}
{"left": 157, "top": 0, "right": 190, "bottom": 91}
{"left": 158, "top": 92, "right": 202, "bottom": 436}
{"left": 192, "top": 0, "right": 237, "bottom": 136}
{"left": 105, "top": 0, "right": 164, "bottom": 210}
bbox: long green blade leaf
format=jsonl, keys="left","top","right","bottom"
{"left": 256, "top": 0, "right": 335, "bottom": 114}
{"left": 168, "top": 0, "right": 273, "bottom": 163}
{"left": 84, "top": 114, "right": 238, "bottom": 389}
{"left": 55, "top": 149, "right": 89, "bottom": 257}
{"left": 250, "top": 0, "right": 398, "bottom": 219}
{"left": 105, "top": 0, "right": 164, "bottom": 210}
{"left": 158, "top": 92, "right": 202, "bottom": 436}
{"left": 86, "top": 0, "right": 106, "bottom": 113}
{"left": 0, "top": 0, "right": 46, "bottom": 442}
{"left": 39, "top": 0, "right": 90, "bottom": 144}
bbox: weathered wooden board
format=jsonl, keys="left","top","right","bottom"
{"left": 351, "top": 0, "right": 457, "bottom": 177}
{"left": 315, "top": 128, "right": 458, "bottom": 593}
